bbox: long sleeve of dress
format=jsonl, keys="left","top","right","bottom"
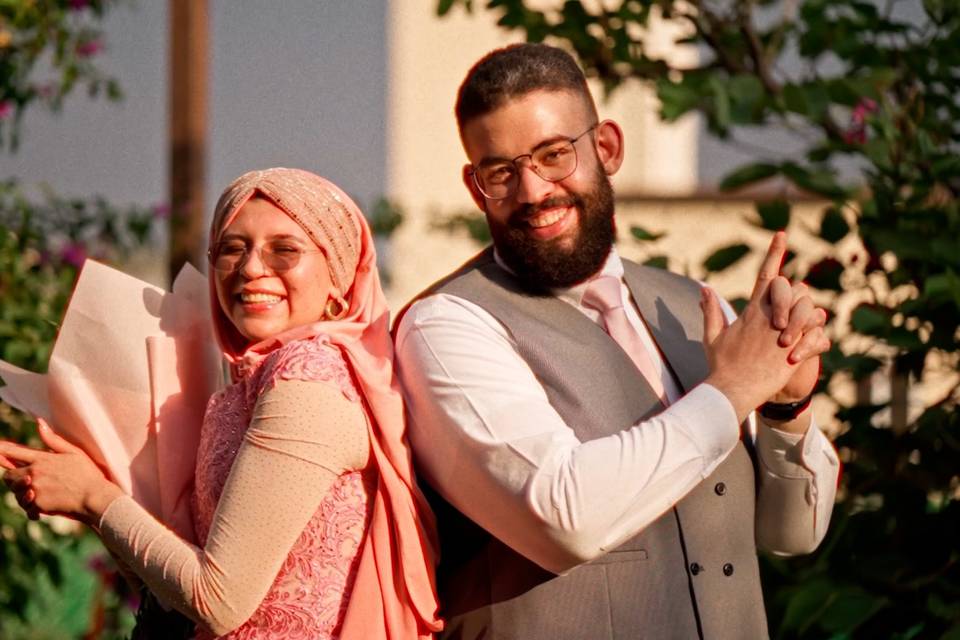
{"left": 98, "top": 378, "right": 369, "bottom": 636}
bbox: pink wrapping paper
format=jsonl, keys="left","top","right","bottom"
{"left": 0, "top": 260, "right": 221, "bottom": 542}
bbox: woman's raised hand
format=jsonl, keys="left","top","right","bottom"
{"left": 0, "top": 420, "right": 123, "bottom": 525}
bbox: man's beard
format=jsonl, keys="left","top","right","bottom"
{"left": 489, "top": 168, "right": 616, "bottom": 291}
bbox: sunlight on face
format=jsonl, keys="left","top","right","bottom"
{"left": 213, "top": 197, "right": 335, "bottom": 344}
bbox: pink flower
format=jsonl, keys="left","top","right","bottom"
{"left": 69, "top": 0, "right": 89, "bottom": 10}
{"left": 843, "top": 98, "right": 878, "bottom": 145}
{"left": 87, "top": 554, "right": 110, "bottom": 576}
{"left": 76, "top": 39, "right": 103, "bottom": 58}
{"left": 151, "top": 203, "right": 171, "bottom": 219}
{"left": 35, "top": 83, "right": 56, "bottom": 100}
{"left": 60, "top": 242, "right": 88, "bottom": 268}
{"left": 0, "top": 101, "right": 12, "bottom": 120}
{"left": 851, "top": 98, "right": 878, "bottom": 122}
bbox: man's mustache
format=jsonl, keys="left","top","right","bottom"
{"left": 509, "top": 196, "right": 580, "bottom": 228}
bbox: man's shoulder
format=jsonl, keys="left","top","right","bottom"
{"left": 425, "top": 246, "right": 498, "bottom": 297}
{"left": 393, "top": 247, "right": 497, "bottom": 336}
{"left": 621, "top": 258, "right": 703, "bottom": 297}
{"left": 620, "top": 257, "right": 702, "bottom": 292}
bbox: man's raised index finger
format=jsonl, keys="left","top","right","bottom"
{"left": 750, "top": 231, "right": 787, "bottom": 301}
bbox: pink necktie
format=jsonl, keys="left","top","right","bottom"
{"left": 582, "top": 276, "right": 667, "bottom": 405}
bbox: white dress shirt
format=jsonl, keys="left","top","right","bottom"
{"left": 395, "top": 249, "right": 840, "bottom": 574}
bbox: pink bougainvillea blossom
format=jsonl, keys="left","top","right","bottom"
{"left": 843, "top": 98, "right": 878, "bottom": 145}
{"left": 151, "top": 203, "right": 171, "bottom": 219}
{"left": 0, "top": 101, "right": 12, "bottom": 120}
{"left": 60, "top": 242, "right": 88, "bottom": 268}
{"left": 35, "top": 83, "right": 56, "bottom": 100}
{"left": 69, "top": 0, "right": 90, "bottom": 10}
{"left": 76, "top": 39, "right": 103, "bottom": 58}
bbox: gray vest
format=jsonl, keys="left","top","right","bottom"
{"left": 417, "top": 249, "right": 768, "bottom": 640}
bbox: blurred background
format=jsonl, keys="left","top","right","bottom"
{"left": 1, "top": 1, "right": 958, "bottom": 637}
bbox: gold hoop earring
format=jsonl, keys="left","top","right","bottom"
{"left": 324, "top": 296, "right": 347, "bottom": 320}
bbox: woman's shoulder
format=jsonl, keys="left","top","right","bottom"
{"left": 258, "top": 334, "right": 360, "bottom": 402}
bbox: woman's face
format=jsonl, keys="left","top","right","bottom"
{"left": 213, "top": 196, "right": 336, "bottom": 344}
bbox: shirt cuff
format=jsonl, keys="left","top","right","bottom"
{"left": 668, "top": 383, "right": 741, "bottom": 475}
{"left": 755, "top": 419, "right": 818, "bottom": 479}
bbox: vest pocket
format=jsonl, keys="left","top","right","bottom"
{"left": 589, "top": 548, "right": 649, "bottom": 564}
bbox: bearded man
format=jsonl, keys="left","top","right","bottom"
{"left": 394, "top": 43, "right": 840, "bottom": 640}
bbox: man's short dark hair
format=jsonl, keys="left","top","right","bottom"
{"left": 455, "top": 43, "right": 597, "bottom": 132}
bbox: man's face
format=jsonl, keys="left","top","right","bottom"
{"left": 461, "top": 89, "right": 618, "bottom": 290}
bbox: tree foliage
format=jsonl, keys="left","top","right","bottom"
{"left": 0, "top": 182, "right": 159, "bottom": 638}
{"left": 1, "top": 2, "right": 156, "bottom": 636}
{"left": 0, "top": 0, "right": 122, "bottom": 150}
{"left": 439, "top": 1, "right": 960, "bottom": 637}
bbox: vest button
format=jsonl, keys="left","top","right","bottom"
{"left": 723, "top": 563, "right": 734, "bottom": 576}
{"left": 714, "top": 482, "right": 726, "bottom": 496}
{"left": 690, "top": 562, "right": 702, "bottom": 576}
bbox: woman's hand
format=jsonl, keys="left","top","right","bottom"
{"left": 0, "top": 420, "right": 123, "bottom": 526}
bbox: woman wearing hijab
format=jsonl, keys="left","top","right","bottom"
{"left": 0, "top": 168, "right": 442, "bottom": 639}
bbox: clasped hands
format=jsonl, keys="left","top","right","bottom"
{"left": 0, "top": 420, "right": 122, "bottom": 523}
{"left": 702, "top": 231, "right": 830, "bottom": 429}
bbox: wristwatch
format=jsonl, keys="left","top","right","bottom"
{"left": 758, "top": 391, "right": 814, "bottom": 421}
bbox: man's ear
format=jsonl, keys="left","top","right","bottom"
{"left": 594, "top": 119, "right": 625, "bottom": 176}
{"left": 462, "top": 163, "right": 487, "bottom": 211}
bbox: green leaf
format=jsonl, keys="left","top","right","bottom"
{"left": 805, "top": 258, "right": 845, "bottom": 291}
{"left": 931, "top": 156, "right": 960, "bottom": 180}
{"left": 754, "top": 199, "right": 791, "bottom": 230}
{"left": 886, "top": 327, "right": 923, "bottom": 350}
{"left": 781, "top": 162, "right": 849, "bottom": 199}
{"left": 630, "top": 226, "right": 665, "bottom": 242}
{"left": 369, "top": 198, "right": 405, "bottom": 236}
{"left": 842, "top": 353, "right": 883, "bottom": 379}
{"left": 437, "top": 0, "right": 465, "bottom": 15}
{"left": 820, "top": 207, "right": 850, "bottom": 243}
{"left": 719, "top": 163, "right": 779, "bottom": 191}
{"left": 851, "top": 305, "right": 889, "bottom": 335}
{"left": 728, "top": 74, "right": 766, "bottom": 123}
{"left": 106, "top": 78, "right": 123, "bottom": 101}
{"left": 729, "top": 296, "right": 748, "bottom": 314}
{"left": 820, "top": 587, "right": 887, "bottom": 634}
{"left": 709, "top": 75, "right": 731, "bottom": 132}
{"left": 826, "top": 78, "right": 863, "bottom": 106}
{"left": 783, "top": 83, "right": 808, "bottom": 115}
{"left": 894, "top": 623, "right": 925, "bottom": 640}
{"left": 657, "top": 78, "right": 701, "bottom": 121}
{"left": 925, "top": 592, "right": 959, "bottom": 621}
{"left": 780, "top": 579, "right": 834, "bottom": 633}
{"left": 643, "top": 255, "right": 668, "bottom": 270}
{"left": 703, "top": 243, "right": 750, "bottom": 272}
{"left": 923, "top": 270, "right": 960, "bottom": 307}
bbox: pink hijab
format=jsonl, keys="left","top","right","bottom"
{"left": 209, "top": 168, "right": 442, "bottom": 638}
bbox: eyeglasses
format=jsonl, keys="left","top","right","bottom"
{"left": 208, "top": 240, "right": 322, "bottom": 273}
{"left": 469, "top": 124, "right": 598, "bottom": 200}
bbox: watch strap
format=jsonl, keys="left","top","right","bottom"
{"left": 758, "top": 391, "right": 814, "bottom": 421}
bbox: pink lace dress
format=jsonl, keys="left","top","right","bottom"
{"left": 191, "top": 336, "right": 375, "bottom": 639}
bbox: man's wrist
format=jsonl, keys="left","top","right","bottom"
{"left": 758, "top": 390, "right": 814, "bottom": 422}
